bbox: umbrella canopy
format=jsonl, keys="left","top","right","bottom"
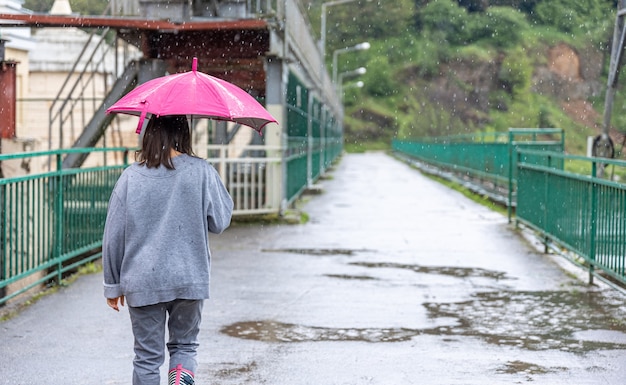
{"left": 106, "top": 57, "right": 277, "bottom": 134}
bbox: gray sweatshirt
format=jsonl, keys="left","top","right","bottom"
{"left": 102, "top": 154, "right": 233, "bottom": 307}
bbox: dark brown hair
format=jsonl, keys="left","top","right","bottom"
{"left": 137, "top": 115, "right": 194, "bottom": 169}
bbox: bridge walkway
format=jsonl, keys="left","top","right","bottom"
{"left": 1, "top": 152, "right": 625, "bottom": 384}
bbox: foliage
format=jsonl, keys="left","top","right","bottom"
{"left": 531, "top": 0, "right": 612, "bottom": 33}
{"left": 334, "top": 0, "right": 619, "bottom": 155}
{"left": 71, "top": 0, "right": 108, "bottom": 15}
{"left": 498, "top": 46, "right": 533, "bottom": 97}
{"left": 23, "top": 0, "right": 53, "bottom": 13}
{"left": 415, "top": 0, "right": 473, "bottom": 45}
{"left": 307, "top": 0, "right": 415, "bottom": 59}
{"left": 362, "top": 56, "right": 397, "bottom": 97}
{"left": 415, "top": 1, "right": 529, "bottom": 48}
{"left": 479, "top": 6, "right": 529, "bottom": 48}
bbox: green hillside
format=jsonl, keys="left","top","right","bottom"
{"left": 307, "top": 0, "right": 622, "bottom": 155}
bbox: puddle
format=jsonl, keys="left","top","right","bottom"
{"left": 221, "top": 290, "right": 626, "bottom": 353}
{"left": 572, "top": 329, "right": 626, "bottom": 344}
{"left": 262, "top": 248, "right": 370, "bottom": 256}
{"left": 424, "top": 290, "right": 626, "bottom": 352}
{"left": 212, "top": 361, "right": 258, "bottom": 378}
{"left": 496, "top": 360, "right": 566, "bottom": 375}
{"left": 221, "top": 320, "right": 419, "bottom": 343}
{"left": 324, "top": 274, "right": 378, "bottom": 281}
{"left": 351, "top": 262, "right": 510, "bottom": 280}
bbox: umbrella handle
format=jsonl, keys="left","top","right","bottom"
{"left": 136, "top": 101, "right": 149, "bottom": 134}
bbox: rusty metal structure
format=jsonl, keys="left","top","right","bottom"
{"left": 0, "top": 39, "right": 17, "bottom": 140}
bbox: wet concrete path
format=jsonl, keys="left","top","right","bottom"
{"left": 2, "top": 152, "right": 626, "bottom": 384}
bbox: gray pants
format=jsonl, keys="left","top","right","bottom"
{"left": 128, "top": 299, "right": 204, "bottom": 385}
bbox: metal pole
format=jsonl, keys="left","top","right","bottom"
{"left": 590, "top": 161, "right": 598, "bottom": 285}
{"left": 320, "top": 0, "right": 362, "bottom": 61}
{"left": 599, "top": 0, "right": 626, "bottom": 177}
{"left": 508, "top": 129, "right": 514, "bottom": 223}
{"left": 332, "top": 42, "right": 369, "bottom": 84}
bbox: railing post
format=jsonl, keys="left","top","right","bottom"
{"left": 507, "top": 129, "right": 514, "bottom": 223}
{"left": 307, "top": 91, "right": 313, "bottom": 187}
{"left": 55, "top": 152, "right": 64, "bottom": 285}
{"left": 543, "top": 154, "right": 551, "bottom": 253}
{"left": 514, "top": 150, "right": 521, "bottom": 230}
{"left": 0, "top": 178, "right": 5, "bottom": 300}
{"left": 589, "top": 161, "right": 597, "bottom": 285}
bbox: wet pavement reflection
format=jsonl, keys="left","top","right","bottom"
{"left": 424, "top": 290, "right": 626, "bottom": 352}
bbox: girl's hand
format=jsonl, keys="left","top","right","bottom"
{"left": 107, "top": 296, "right": 125, "bottom": 312}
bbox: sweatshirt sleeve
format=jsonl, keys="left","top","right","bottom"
{"left": 102, "top": 189, "right": 126, "bottom": 299}
{"left": 207, "top": 166, "right": 234, "bottom": 234}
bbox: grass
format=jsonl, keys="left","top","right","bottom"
{"left": 232, "top": 209, "right": 309, "bottom": 226}
{"left": 344, "top": 141, "right": 391, "bottom": 153}
{"left": 423, "top": 170, "right": 508, "bottom": 216}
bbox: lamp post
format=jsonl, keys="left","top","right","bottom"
{"left": 320, "top": 0, "right": 371, "bottom": 63}
{"left": 332, "top": 42, "right": 370, "bottom": 84}
{"left": 341, "top": 81, "right": 364, "bottom": 101}
{"left": 338, "top": 67, "right": 366, "bottom": 102}
{"left": 345, "top": 80, "right": 364, "bottom": 89}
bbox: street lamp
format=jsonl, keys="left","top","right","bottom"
{"left": 338, "top": 67, "right": 366, "bottom": 103}
{"left": 338, "top": 67, "right": 366, "bottom": 83}
{"left": 341, "top": 81, "right": 364, "bottom": 101}
{"left": 332, "top": 42, "right": 370, "bottom": 84}
{"left": 344, "top": 80, "right": 364, "bottom": 90}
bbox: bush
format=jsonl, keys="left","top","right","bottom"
{"left": 363, "top": 56, "right": 397, "bottom": 97}
{"left": 532, "top": 0, "right": 611, "bottom": 33}
{"left": 498, "top": 47, "right": 533, "bottom": 97}
{"left": 478, "top": 6, "right": 529, "bottom": 48}
{"left": 416, "top": 0, "right": 473, "bottom": 45}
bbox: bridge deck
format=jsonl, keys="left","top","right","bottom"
{"left": 1, "top": 152, "right": 625, "bottom": 384}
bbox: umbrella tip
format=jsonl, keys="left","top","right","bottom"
{"left": 192, "top": 57, "right": 198, "bottom": 72}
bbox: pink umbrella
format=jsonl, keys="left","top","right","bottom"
{"left": 106, "top": 57, "right": 277, "bottom": 134}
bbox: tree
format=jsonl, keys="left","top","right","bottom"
{"left": 363, "top": 56, "right": 396, "bottom": 97}
{"left": 532, "top": 0, "right": 613, "bottom": 33}
{"left": 479, "top": 6, "right": 528, "bottom": 48}
{"left": 311, "top": 0, "right": 416, "bottom": 56}
{"left": 415, "top": 0, "right": 472, "bottom": 45}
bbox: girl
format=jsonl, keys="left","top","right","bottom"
{"left": 103, "top": 115, "right": 233, "bottom": 385}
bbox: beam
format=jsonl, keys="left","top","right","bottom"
{"left": 0, "top": 13, "right": 268, "bottom": 31}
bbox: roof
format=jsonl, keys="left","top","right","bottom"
{"left": 0, "top": 13, "right": 269, "bottom": 31}
{"left": 0, "top": 12, "right": 273, "bottom": 94}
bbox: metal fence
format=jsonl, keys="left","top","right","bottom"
{"left": 202, "top": 144, "right": 283, "bottom": 215}
{"left": 516, "top": 150, "right": 626, "bottom": 287}
{"left": 0, "top": 148, "right": 130, "bottom": 305}
{"left": 0, "top": 138, "right": 343, "bottom": 304}
{"left": 285, "top": 71, "right": 343, "bottom": 204}
{"left": 394, "top": 130, "right": 626, "bottom": 288}
{"left": 392, "top": 128, "right": 565, "bottom": 220}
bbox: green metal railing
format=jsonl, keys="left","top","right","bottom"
{"left": 393, "top": 128, "right": 565, "bottom": 220}
{"left": 285, "top": 71, "right": 343, "bottom": 204}
{"left": 516, "top": 150, "right": 626, "bottom": 286}
{"left": 394, "top": 130, "right": 626, "bottom": 288}
{"left": 0, "top": 148, "right": 130, "bottom": 305}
